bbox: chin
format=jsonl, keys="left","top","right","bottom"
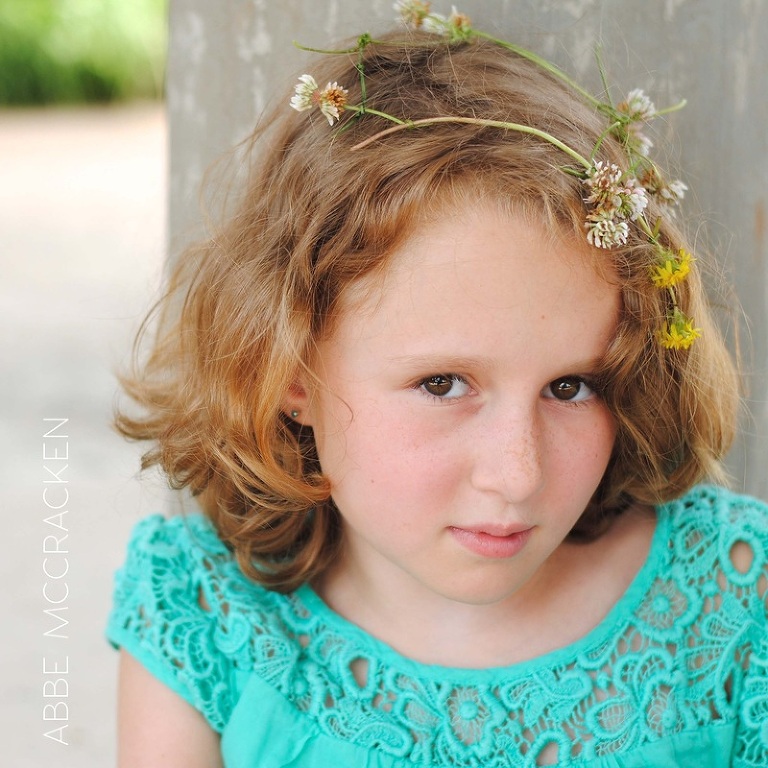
{"left": 434, "top": 573, "right": 531, "bottom": 607}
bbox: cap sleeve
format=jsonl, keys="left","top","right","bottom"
{"left": 106, "top": 513, "right": 240, "bottom": 732}
{"left": 725, "top": 491, "right": 768, "bottom": 767}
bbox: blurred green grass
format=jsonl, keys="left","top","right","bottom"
{"left": 0, "top": 0, "right": 166, "bottom": 104}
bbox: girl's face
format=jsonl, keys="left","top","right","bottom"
{"left": 297, "top": 201, "right": 619, "bottom": 610}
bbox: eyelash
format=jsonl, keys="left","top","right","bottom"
{"left": 414, "top": 374, "right": 602, "bottom": 405}
{"left": 542, "top": 376, "right": 600, "bottom": 406}
{"left": 415, "top": 374, "right": 473, "bottom": 403}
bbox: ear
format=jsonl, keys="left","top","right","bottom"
{"left": 283, "top": 380, "right": 313, "bottom": 426}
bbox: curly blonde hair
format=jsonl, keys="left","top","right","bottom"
{"left": 117, "top": 30, "right": 739, "bottom": 591}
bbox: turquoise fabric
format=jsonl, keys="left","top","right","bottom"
{"left": 106, "top": 485, "right": 768, "bottom": 766}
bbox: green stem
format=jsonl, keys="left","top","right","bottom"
{"left": 636, "top": 215, "right": 657, "bottom": 242}
{"left": 651, "top": 99, "right": 687, "bottom": 118}
{"left": 591, "top": 120, "right": 623, "bottom": 160}
{"left": 356, "top": 37, "right": 368, "bottom": 109}
{"left": 293, "top": 40, "right": 362, "bottom": 55}
{"left": 595, "top": 46, "right": 613, "bottom": 108}
{"left": 471, "top": 30, "right": 602, "bottom": 109}
{"left": 351, "top": 115, "right": 592, "bottom": 167}
{"left": 666, "top": 285, "right": 679, "bottom": 310}
{"left": 293, "top": 34, "right": 384, "bottom": 56}
{"left": 344, "top": 105, "right": 408, "bottom": 124}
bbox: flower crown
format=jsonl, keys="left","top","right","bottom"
{"left": 290, "top": 1, "right": 700, "bottom": 350}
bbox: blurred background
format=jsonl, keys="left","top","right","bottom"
{"left": 0, "top": 0, "right": 165, "bottom": 105}
{"left": 1, "top": 1, "right": 168, "bottom": 765}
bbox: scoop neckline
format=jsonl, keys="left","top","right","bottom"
{"left": 296, "top": 501, "right": 671, "bottom": 683}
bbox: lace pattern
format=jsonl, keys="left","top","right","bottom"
{"left": 106, "top": 485, "right": 768, "bottom": 766}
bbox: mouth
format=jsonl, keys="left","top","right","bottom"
{"left": 449, "top": 525, "right": 533, "bottom": 559}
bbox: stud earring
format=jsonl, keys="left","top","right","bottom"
{"left": 290, "top": 410, "right": 299, "bottom": 419}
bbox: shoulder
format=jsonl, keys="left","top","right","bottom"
{"left": 663, "top": 483, "right": 768, "bottom": 524}
{"left": 106, "top": 513, "right": 285, "bottom": 732}
{"left": 660, "top": 484, "right": 768, "bottom": 609}
{"left": 107, "top": 513, "right": 244, "bottom": 646}
{"left": 663, "top": 484, "right": 768, "bottom": 558}
{"left": 112, "top": 511, "right": 227, "bottom": 572}
{"left": 110, "top": 512, "right": 234, "bottom": 592}
{"left": 665, "top": 490, "right": 768, "bottom": 765}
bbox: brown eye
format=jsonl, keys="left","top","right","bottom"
{"left": 419, "top": 374, "right": 470, "bottom": 399}
{"left": 546, "top": 377, "right": 593, "bottom": 402}
{"left": 423, "top": 375, "right": 454, "bottom": 397}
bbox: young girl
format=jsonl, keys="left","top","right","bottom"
{"left": 108, "top": 6, "right": 768, "bottom": 767}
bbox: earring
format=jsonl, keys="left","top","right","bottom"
{"left": 290, "top": 410, "right": 299, "bottom": 419}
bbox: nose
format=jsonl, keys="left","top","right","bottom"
{"left": 469, "top": 404, "right": 545, "bottom": 503}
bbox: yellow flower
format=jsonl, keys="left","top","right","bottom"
{"left": 651, "top": 248, "right": 693, "bottom": 288}
{"left": 657, "top": 312, "right": 701, "bottom": 350}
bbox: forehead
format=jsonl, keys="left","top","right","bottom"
{"left": 327, "top": 201, "right": 619, "bottom": 370}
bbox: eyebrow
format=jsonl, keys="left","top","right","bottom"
{"left": 386, "top": 353, "right": 606, "bottom": 374}
{"left": 386, "top": 354, "right": 494, "bottom": 370}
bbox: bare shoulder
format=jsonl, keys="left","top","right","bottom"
{"left": 117, "top": 650, "right": 223, "bottom": 768}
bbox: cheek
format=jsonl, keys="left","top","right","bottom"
{"left": 319, "top": 410, "right": 460, "bottom": 508}
{"left": 551, "top": 407, "right": 616, "bottom": 481}
{"left": 312, "top": 404, "right": 402, "bottom": 487}
{"left": 584, "top": 410, "right": 617, "bottom": 479}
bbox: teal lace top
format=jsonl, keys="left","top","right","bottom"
{"left": 107, "top": 485, "right": 768, "bottom": 767}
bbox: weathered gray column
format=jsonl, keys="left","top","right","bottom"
{"left": 167, "top": 0, "right": 768, "bottom": 499}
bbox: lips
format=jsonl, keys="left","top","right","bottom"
{"left": 449, "top": 524, "right": 533, "bottom": 559}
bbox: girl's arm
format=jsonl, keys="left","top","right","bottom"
{"left": 117, "top": 650, "right": 223, "bottom": 768}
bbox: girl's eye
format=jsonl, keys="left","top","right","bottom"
{"left": 419, "top": 374, "right": 471, "bottom": 400}
{"left": 544, "top": 376, "right": 595, "bottom": 402}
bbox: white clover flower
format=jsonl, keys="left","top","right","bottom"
{"left": 420, "top": 5, "right": 471, "bottom": 39}
{"left": 585, "top": 161, "right": 623, "bottom": 193}
{"left": 584, "top": 162, "right": 624, "bottom": 214}
{"left": 584, "top": 162, "right": 648, "bottom": 222}
{"left": 394, "top": 0, "right": 432, "bottom": 27}
{"left": 289, "top": 75, "right": 348, "bottom": 126}
{"left": 638, "top": 170, "right": 687, "bottom": 216}
{"left": 618, "top": 88, "right": 656, "bottom": 122}
{"left": 447, "top": 6, "right": 472, "bottom": 37}
{"left": 628, "top": 125, "right": 654, "bottom": 156}
{"left": 290, "top": 74, "right": 319, "bottom": 112}
{"left": 421, "top": 11, "right": 448, "bottom": 34}
{"left": 586, "top": 214, "right": 629, "bottom": 249}
{"left": 316, "top": 82, "right": 348, "bottom": 125}
{"left": 658, "top": 178, "right": 688, "bottom": 207}
{"left": 620, "top": 176, "right": 649, "bottom": 220}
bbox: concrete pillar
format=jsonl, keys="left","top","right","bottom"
{"left": 167, "top": 0, "right": 768, "bottom": 498}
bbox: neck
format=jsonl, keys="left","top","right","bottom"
{"left": 314, "top": 505, "right": 656, "bottom": 669}
{"left": 317, "top": 562, "right": 522, "bottom": 667}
